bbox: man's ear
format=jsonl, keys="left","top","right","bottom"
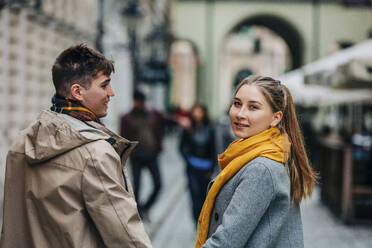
{"left": 270, "top": 111, "right": 283, "bottom": 127}
{"left": 70, "top": 84, "right": 84, "bottom": 101}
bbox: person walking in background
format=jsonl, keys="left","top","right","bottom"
{"left": 120, "top": 90, "right": 165, "bottom": 221}
{"left": 179, "top": 103, "right": 217, "bottom": 224}
{"left": 195, "top": 75, "right": 317, "bottom": 248}
{"left": 0, "top": 44, "right": 152, "bottom": 248}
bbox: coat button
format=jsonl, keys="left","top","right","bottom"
{"left": 214, "top": 212, "right": 219, "bottom": 221}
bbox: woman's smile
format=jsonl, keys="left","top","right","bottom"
{"left": 234, "top": 122, "right": 249, "bottom": 129}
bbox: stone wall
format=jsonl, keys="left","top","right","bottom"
{"left": 0, "top": 0, "right": 97, "bottom": 192}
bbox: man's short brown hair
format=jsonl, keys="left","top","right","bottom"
{"left": 52, "top": 44, "right": 114, "bottom": 96}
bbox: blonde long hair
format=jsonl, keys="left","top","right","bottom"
{"left": 235, "top": 75, "right": 317, "bottom": 203}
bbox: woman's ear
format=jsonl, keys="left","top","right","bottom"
{"left": 70, "top": 84, "right": 83, "bottom": 101}
{"left": 270, "top": 111, "right": 283, "bottom": 127}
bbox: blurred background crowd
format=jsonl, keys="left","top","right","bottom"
{"left": 1, "top": 0, "right": 372, "bottom": 247}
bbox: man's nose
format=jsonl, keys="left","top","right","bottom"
{"left": 107, "top": 85, "right": 115, "bottom": 97}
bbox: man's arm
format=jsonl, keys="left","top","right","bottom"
{"left": 82, "top": 141, "right": 152, "bottom": 248}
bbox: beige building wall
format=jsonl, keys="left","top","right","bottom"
{"left": 0, "top": 1, "right": 96, "bottom": 190}
{"left": 172, "top": 1, "right": 371, "bottom": 118}
{"left": 0, "top": 1, "right": 171, "bottom": 225}
{"left": 0, "top": 0, "right": 172, "bottom": 179}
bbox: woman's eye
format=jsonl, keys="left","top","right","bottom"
{"left": 233, "top": 101, "right": 241, "bottom": 107}
{"left": 249, "top": 105, "right": 258, "bottom": 110}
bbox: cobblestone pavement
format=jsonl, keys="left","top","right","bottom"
{"left": 135, "top": 134, "right": 195, "bottom": 247}
{"left": 301, "top": 188, "right": 372, "bottom": 248}
{"left": 134, "top": 134, "right": 372, "bottom": 248}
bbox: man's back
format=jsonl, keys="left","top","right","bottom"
{"left": 0, "top": 111, "right": 151, "bottom": 248}
{"left": 120, "top": 108, "right": 165, "bottom": 155}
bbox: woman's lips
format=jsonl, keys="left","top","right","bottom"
{"left": 234, "top": 122, "right": 249, "bottom": 129}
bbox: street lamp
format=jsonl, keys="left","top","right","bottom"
{"left": 142, "top": 25, "right": 170, "bottom": 85}
{"left": 121, "top": 0, "right": 143, "bottom": 93}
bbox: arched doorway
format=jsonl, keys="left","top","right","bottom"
{"left": 218, "top": 15, "right": 304, "bottom": 111}
{"left": 231, "top": 14, "right": 304, "bottom": 69}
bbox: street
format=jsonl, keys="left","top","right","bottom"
{"left": 0, "top": 2, "right": 371, "bottom": 247}
{"left": 139, "top": 134, "right": 372, "bottom": 248}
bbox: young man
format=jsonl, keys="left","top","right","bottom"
{"left": 0, "top": 44, "right": 152, "bottom": 248}
{"left": 120, "top": 90, "right": 165, "bottom": 221}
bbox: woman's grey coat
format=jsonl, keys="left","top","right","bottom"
{"left": 203, "top": 157, "right": 304, "bottom": 248}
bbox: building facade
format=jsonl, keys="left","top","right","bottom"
{"left": 172, "top": 0, "right": 372, "bottom": 117}
{"left": 0, "top": 0, "right": 97, "bottom": 188}
{"left": 0, "top": 0, "right": 172, "bottom": 222}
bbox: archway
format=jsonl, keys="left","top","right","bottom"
{"left": 218, "top": 14, "right": 304, "bottom": 111}
{"left": 231, "top": 14, "right": 304, "bottom": 69}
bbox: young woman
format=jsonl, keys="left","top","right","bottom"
{"left": 179, "top": 103, "right": 217, "bottom": 224}
{"left": 195, "top": 75, "right": 317, "bottom": 248}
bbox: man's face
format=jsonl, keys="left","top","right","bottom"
{"left": 80, "top": 71, "right": 114, "bottom": 118}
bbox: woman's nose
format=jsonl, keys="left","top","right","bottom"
{"left": 236, "top": 106, "right": 247, "bottom": 119}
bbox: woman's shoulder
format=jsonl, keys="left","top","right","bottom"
{"left": 239, "top": 157, "right": 288, "bottom": 183}
{"left": 248, "top": 157, "right": 284, "bottom": 168}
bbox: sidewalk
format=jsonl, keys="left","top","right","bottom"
{"left": 139, "top": 134, "right": 372, "bottom": 248}
{"left": 302, "top": 188, "right": 372, "bottom": 248}
{"left": 136, "top": 133, "right": 195, "bottom": 247}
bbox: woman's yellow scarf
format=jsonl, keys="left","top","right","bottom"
{"left": 195, "top": 127, "right": 291, "bottom": 248}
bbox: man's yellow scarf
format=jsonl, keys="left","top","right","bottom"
{"left": 195, "top": 127, "right": 291, "bottom": 248}
{"left": 51, "top": 94, "right": 103, "bottom": 125}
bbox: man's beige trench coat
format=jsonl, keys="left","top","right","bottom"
{"left": 0, "top": 110, "right": 152, "bottom": 248}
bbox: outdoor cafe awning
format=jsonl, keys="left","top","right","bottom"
{"left": 279, "top": 39, "right": 372, "bottom": 107}
{"left": 279, "top": 69, "right": 372, "bottom": 107}
{"left": 303, "top": 39, "right": 372, "bottom": 88}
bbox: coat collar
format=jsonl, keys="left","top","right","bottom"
{"left": 85, "top": 120, "right": 138, "bottom": 167}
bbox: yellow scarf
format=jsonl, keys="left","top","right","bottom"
{"left": 195, "top": 127, "right": 291, "bottom": 248}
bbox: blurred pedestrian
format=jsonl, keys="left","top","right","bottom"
{"left": 179, "top": 103, "right": 217, "bottom": 224}
{"left": 120, "top": 90, "right": 165, "bottom": 221}
{"left": 0, "top": 44, "right": 152, "bottom": 247}
{"left": 195, "top": 75, "right": 317, "bottom": 248}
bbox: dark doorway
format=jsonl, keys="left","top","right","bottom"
{"left": 231, "top": 15, "right": 304, "bottom": 69}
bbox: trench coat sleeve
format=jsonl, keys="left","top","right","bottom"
{"left": 81, "top": 142, "right": 152, "bottom": 248}
{"left": 203, "top": 162, "right": 275, "bottom": 248}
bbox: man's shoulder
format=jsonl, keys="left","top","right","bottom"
{"left": 82, "top": 139, "right": 120, "bottom": 163}
{"left": 149, "top": 108, "right": 165, "bottom": 121}
{"left": 121, "top": 111, "right": 134, "bottom": 121}
{"left": 83, "top": 138, "right": 114, "bottom": 150}
{"left": 149, "top": 108, "right": 163, "bottom": 115}
{"left": 8, "top": 111, "right": 57, "bottom": 151}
